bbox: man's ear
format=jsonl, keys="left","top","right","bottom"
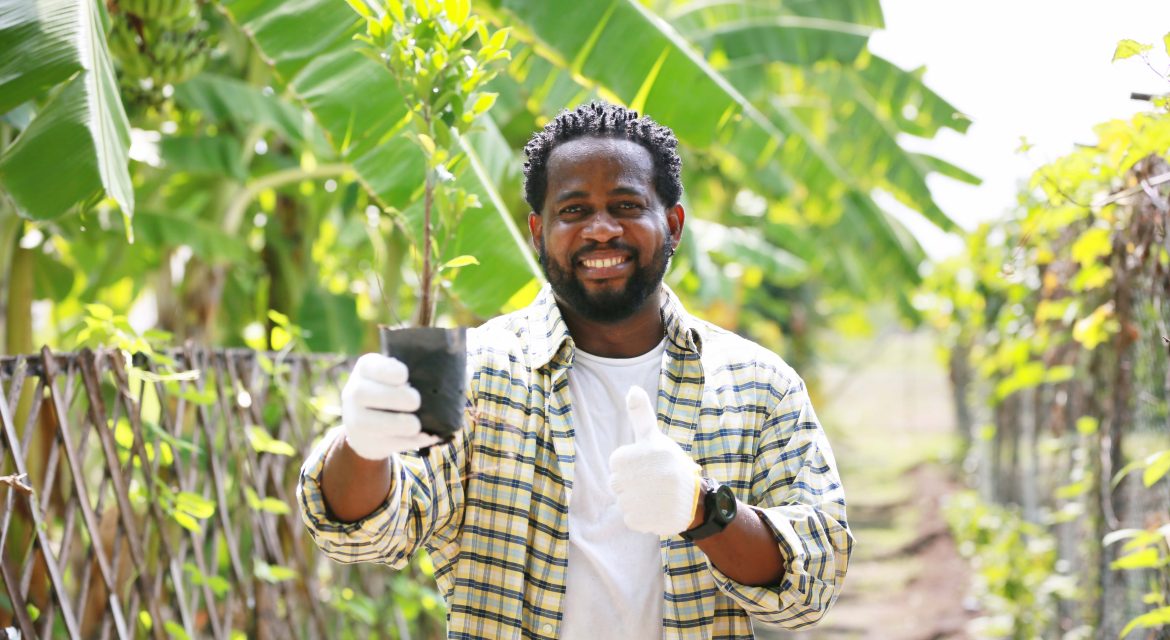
{"left": 666, "top": 204, "right": 685, "bottom": 250}
{"left": 528, "top": 211, "right": 543, "bottom": 253}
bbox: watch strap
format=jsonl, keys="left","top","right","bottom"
{"left": 680, "top": 479, "right": 733, "bottom": 541}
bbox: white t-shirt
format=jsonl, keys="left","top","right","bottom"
{"left": 561, "top": 339, "right": 668, "bottom": 640}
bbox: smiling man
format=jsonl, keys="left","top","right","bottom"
{"left": 299, "top": 102, "right": 852, "bottom": 639}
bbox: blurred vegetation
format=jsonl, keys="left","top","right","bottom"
{"left": 0, "top": 0, "right": 975, "bottom": 367}
{"left": 920, "top": 36, "right": 1170, "bottom": 639}
{"left": 0, "top": 0, "right": 983, "bottom": 637}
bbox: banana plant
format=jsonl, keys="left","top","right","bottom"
{"left": 0, "top": 0, "right": 134, "bottom": 223}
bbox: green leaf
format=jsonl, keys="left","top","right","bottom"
{"left": 245, "top": 487, "right": 291, "bottom": 514}
{"left": 86, "top": 303, "right": 114, "bottom": 321}
{"left": 32, "top": 250, "right": 77, "bottom": 302}
{"left": 690, "top": 16, "right": 870, "bottom": 66}
{"left": 1111, "top": 547, "right": 1162, "bottom": 570}
{"left": 994, "top": 362, "right": 1047, "bottom": 400}
{"left": 255, "top": 560, "right": 298, "bottom": 583}
{"left": 688, "top": 218, "right": 807, "bottom": 287}
{"left": 441, "top": 254, "right": 480, "bottom": 270}
{"left": 0, "top": 0, "right": 82, "bottom": 112}
{"left": 259, "top": 497, "right": 291, "bottom": 515}
{"left": 344, "top": 0, "right": 372, "bottom": 18}
{"left": 298, "top": 286, "right": 364, "bottom": 354}
{"left": 417, "top": 133, "right": 436, "bottom": 157}
{"left": 1070, "top": 227, "right": 1112, "bottom": 267}
{"left": 160, "top": 136, "right": 248, "bottom": 182}
{"left": 1142, "top": 450, "right": 1170, "bottom": 488}
{"left": 1113, "top": 38, "right": 1153, "bottom": 62}
{"left": 172, "top": 511, "right": 202, "bottom": 533}
{"left": 469, "top": 92, "right": 497, "bottom": 116}
{"left": 175, "top": 491, "right": 216, "bottom": 519}
{"left": 173, "top": 74, "right": 327, "bottom": 151}
{"left": 1114, "top": 457, "right": 1148, "bottom": 489}
{"left": 112, "top": 418, "right": 134, "bottom": 450}
{"left": 1122, "top": 606, "right": 1170, "bottom": 638}
{"left": 183, "top": 562, "right": 231, "bottom": 598}
{"left": 1055, "top": 477, "right": 1089, "bottom": 500}
{"left": 1075, "top": 416, "right": 1099, "bottom": 436}
{"left": 267, "top": 309, "right": 291, "bottom": 327}
{"left": 164, "top": 621, "right": 192, "bottom": 640}
{"left": 0, "top": 0, "right": 133, "bottom": 222}
{"left": 1073, "top": 303, "right": 1117, "bottom": 350}
{"left": 247, "top": 426, "right": 297, "bottom": 457}
{"left": 133, "top": 210, "right": 250, "bottom": 263}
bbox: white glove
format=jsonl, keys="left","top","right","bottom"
{"left": 341, "top": 353, "right": 441, "bottom": 460}
{"left": 609, "top": 386, "right": 703, "bottom": 536}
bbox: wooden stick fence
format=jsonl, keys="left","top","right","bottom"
{"left": 0, "top": 348, "right": 443, "bottom": 639}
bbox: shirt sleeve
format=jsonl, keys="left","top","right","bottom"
{"left": 297, "top": 424, "right": 470, "bottom": 568}
{"left": 707, "top": 373, "right": 853, "bottom": 629}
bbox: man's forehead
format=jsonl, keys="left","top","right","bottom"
{"left": 546, "top": 137, "right": 654, "bottom": 178}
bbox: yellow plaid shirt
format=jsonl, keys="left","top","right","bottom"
{"left": 299, "top": 285, "right": 852, "bottom": 639}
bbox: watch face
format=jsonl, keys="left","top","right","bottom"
{"left": 714, "top": 485, "right": 737, "bottom": 521}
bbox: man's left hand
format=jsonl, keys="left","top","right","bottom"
{"left": 609, "top": 386, "right": 703, "bottom": 536}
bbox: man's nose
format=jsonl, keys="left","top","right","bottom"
{"left": 581, "top": 210, "right": 621, "bottom": 243}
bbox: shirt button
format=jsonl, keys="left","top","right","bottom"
{"left": 541, "top": 623, "right": 554, "bottom": 634}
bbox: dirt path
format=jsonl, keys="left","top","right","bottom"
{"left": 758, "top": 331, "right": 975, "bottom": 639}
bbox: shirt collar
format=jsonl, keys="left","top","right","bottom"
{"left": 528, "top": 283, "right": 703, "bottom": 370}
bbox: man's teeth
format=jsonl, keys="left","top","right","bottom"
{"left": 583, "top": 257, "right": 626, "bottom": 268}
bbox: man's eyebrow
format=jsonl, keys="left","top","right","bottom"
{"left": 609, "top": 186, "right": 646, "bottom": 197}
{"left": 552, "top": 186, "right": 646, "bottom": 203}
{"left": 553, "top": 190, "right": 589, "bottom": 203}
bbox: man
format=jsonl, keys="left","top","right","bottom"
{"left": 299, "top": 102, "right": 852, "bottom": 639}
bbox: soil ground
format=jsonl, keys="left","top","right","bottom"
{"left": 758, "top": 331, "right": 977, "bottom": 640}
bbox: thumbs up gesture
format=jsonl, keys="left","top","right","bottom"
{"left": 609, "top": 386, "right": 703, "bottom": 536}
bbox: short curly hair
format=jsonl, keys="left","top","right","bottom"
{"left": 522, "top": 101, "right": 683, "bottom": 213}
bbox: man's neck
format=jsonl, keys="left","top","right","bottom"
{"left": 558, "top": 289, "right": 666, "bottom": 359}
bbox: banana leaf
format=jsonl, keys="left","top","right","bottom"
{"left": 493, "top": 0, "right": 936, "bottom": 289}
{"left": 0, "top": 0, "right": 133, "bottom": 222}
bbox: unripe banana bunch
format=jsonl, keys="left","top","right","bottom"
{"left": 150, "top": 32, "right": 208, "bottom": 86}
{"left": 117, "top": 0, "right": 196, "bottom": 27}
{"left": 108, "top": 0, "right": 210, "bottom": 95}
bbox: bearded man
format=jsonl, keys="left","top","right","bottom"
{"left": 299, "top": 102, "right": 852, "bottom": 639}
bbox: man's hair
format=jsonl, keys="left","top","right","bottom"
{"left": 522, "top": 101, "right": 682, "bottom": 212}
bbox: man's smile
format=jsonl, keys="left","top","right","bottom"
{"left": 577, "top": 251, "right": 633, "bottom": 278}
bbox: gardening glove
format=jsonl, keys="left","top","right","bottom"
{"left": 609, "top": 386, "right": 703, "bottom": 536}
{"left": 341, "top": 353, "right": 441, "bottom": 460}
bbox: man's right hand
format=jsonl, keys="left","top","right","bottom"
{"left": 341, "top": 353, "right": 441, "bottom": 460}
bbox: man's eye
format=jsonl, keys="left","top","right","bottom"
{"left": 617, "top": 202, "right": 643, "bottom": 210}
{"left": 559, "top": 205, "right": 585, "bottom": 216}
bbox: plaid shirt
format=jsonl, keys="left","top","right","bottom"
{"left": 299, "top": 285, "right": 852, "bottom": 639}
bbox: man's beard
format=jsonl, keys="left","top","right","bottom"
{"left": 539, "top": 235, "right": 672, "bottom": 324}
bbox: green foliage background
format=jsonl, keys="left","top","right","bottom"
{"left": 0, "top": 0, "right": 974, "bottom": 364}
{"left": 4, "top": 1, "right": 1170, "bottom": 638}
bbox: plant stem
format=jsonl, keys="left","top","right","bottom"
{"left": 5, "top": 220, "right": 32, "bottom": 356}
{"left": 418, "top": 159, "right": 435, "bottom": 327}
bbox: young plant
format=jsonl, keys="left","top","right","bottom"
{"left": 347, "top": 0, "right": 511, "bottom": 326}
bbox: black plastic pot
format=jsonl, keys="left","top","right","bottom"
{"left": 378, "top": 326, "right": 467, "bottom": 440}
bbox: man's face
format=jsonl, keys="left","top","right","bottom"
{"left": 528, "top": 137, "right": 683, "bottom": 323}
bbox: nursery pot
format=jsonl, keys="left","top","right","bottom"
{"left": 378, "top": 326, "right": 468, "bottom": 440}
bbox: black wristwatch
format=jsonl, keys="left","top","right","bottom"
{"left": 680, "top": 478, "right": 737, "bottom": 541}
